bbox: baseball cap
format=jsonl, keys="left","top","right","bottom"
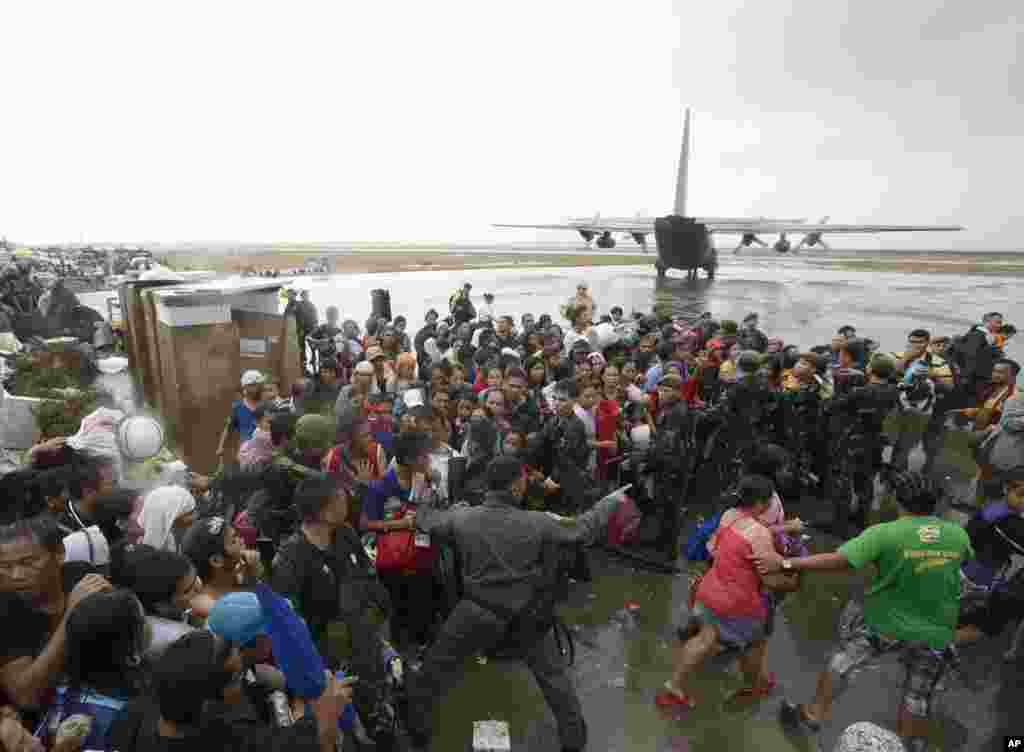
{"left": 366, "top": 345, "right": 385, "bottom": 361}
{"left": 354, "top": 360, "right": 374, "bottom": 375}
{"left": 207, "top": 591, "right": 268, "bottom": 647}
{"left": 241, "top": 370, "right": 266, "bottom": 387}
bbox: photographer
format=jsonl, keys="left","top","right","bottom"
{"left": 406, "top": 456, "right": 626, "bottom": 752}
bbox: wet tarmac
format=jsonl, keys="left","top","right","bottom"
{"left": 289, "top": 254, "right": 1017, "bottom": 752}
{"left": 83, "top": 253, "right": 1023, "bottom": 750}
{"left": 286, "top": 252, "right": 1024, "bottom": 357}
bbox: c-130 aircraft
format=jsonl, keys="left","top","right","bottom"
{"left": 494, "top": 108, "right": 963, "bottom": 280}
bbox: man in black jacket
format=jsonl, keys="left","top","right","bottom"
{"left": 271, "top": 477, "right": 393, "bottom": 745}
{"left": 407, "top": 456, "right": 626, "bottom": 752}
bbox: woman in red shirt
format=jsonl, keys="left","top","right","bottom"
{"left": 656, "top": 475, "right": 799, "bottom": 709}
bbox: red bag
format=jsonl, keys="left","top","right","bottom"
{"left": 375, "top": 505, "right": 435, "bottom": 575}
{"left": 606, "top": 495, "right": 641, "bottom": 546}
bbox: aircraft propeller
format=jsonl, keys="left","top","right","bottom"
{"left": 794, "top": 216, "right": 831, "bottom": 251}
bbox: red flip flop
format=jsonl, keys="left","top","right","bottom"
{"left": 731, "top": 672, "right": 776, "bottom": 699}
{"left": 655, "top": 683, "right": 696, "bottom": 709}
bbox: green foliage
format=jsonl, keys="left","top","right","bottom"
{"left": 9, "top": 354, "right": 102, "bottom": 439}
{"left": 10, "top": 354, "right": 82, "bottom": 396}
{"left": 31, "top": 390, "right": 100, "bottom": 440}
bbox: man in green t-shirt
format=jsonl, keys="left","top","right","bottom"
{"left": 753, "top": 470, "right": 973, "bottom": 751}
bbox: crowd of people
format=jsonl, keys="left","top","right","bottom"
{"left": 0, "top": 279, "right": 1022, "bottom": 752}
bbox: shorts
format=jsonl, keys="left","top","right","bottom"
{"left": 827, "top": 601, "right": 952, "bottom": 720}
{"left": 677, "top": 600, "right": 766, "bottom": 650}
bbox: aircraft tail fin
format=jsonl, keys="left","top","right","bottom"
{"left": 673, "top": 107, "right": 691, "bottom": 216}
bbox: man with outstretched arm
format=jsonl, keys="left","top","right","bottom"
{"left": 750, "top": 470, "right": 972, "bottom": 752}
{"left": 406, "top": 456, "right": 628, "bottom": 752}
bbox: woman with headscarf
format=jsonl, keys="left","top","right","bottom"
{"left": 139, "top": 485, "right": 197, "bottom": 553}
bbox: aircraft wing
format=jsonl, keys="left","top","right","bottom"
{"left": 492, "top": 216, "right": 807, "bottom": 234}
{"left": 705, "top": 221, "right": 964, "bottom": 235}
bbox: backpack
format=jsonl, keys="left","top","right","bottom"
{"left": 685, "top": 509, "right": 723, "bottom": 562}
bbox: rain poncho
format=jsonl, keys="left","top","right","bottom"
{"left": 139, "top": 485, "right": 196, "bottom": 552}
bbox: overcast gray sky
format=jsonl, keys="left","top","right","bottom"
{"left": 2, "top": 0, "right": 1020, "bottom": 249}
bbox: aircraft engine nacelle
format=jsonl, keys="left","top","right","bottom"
{"left": 596, "top": 231, "right": 616, "bottom": 249}
{"left": 805, "top": 233, "right": 822, "bottom": 246}
{"left": 741, "top": 233, "right": 760, "bottom": 247}
{"left": 578, "top": 229, "right": 595, "bottom": 243}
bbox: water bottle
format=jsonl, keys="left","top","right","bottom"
{"left": 334, "top": 671, "right": 356, "bottom": 730}
{"left": 267, "top": 690, "right": 293, "bottom": 728}
{"left": 381, "top": 641, "right": 404, "bottom": 687}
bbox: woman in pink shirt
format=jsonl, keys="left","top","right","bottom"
{"left": 657, "top": 475, "right": 799, "bottom": 709}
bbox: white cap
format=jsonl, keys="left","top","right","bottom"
{"left": 241, "top": 370, "right": 266, "bottom": 387}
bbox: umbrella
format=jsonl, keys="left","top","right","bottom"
{"left": 253, "top": 582, "right": 326, "bottom": 699}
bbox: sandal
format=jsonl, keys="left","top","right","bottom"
{"left": 731, "top": 672, "right": 776, "bottom": 699}
{"left": 655, "top": 682, "right": 696, "bottom": 709}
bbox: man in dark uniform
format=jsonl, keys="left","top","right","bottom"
{"left": 406, "top": 455, "right": 626, "bottom": 752}
{"left": 825, "top": 354, "right": 901, "bottom": 537}
{"left": 648, "top": 373, "right": 695, "bottom": 559}
{"left": 529, "top": 379, "right": 592, "bottom": 516}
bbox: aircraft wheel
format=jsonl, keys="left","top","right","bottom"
{"left": 656, "top": 264, "right": 666, "bottom": 279}
{"left": 704, "top": 265, "right": 716, "bottom": 280}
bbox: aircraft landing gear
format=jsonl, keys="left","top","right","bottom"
{"left": 655, "top": 263, "right": 667, "bottom": 279}
{"left": 596, "top": 232, "right": 616, "bottom": 249}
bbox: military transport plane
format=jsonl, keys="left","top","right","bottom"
{"left": 494, "top": 109, "right": 963, "bottom": 280}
